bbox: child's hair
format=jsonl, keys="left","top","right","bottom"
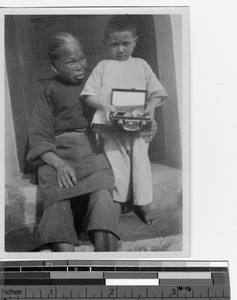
{"left": 104, "top": 15, "right": 137, "bottom": 41}
{"left": 48, "top": 32, "right": 80, "bottom": 61}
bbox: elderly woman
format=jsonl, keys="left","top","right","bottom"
{"left": 27, "top": 32, "right": 121, "bottom": 252}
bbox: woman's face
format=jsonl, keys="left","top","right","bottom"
{"left": 52, "top": 41, "right": 87, "bottom": 84}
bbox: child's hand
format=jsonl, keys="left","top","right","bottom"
{"left": 144, "top": 105, "right": 155, "bottom": 120}
{"left": 101, "top": 103, "right": 116, "bottom": 124}
{"left": 145, "top": 97, "right": 162, "bottom": 120}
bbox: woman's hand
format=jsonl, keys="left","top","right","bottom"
{"left": 140, "top": 119, "right": 158, "bottom": 143}
{"left": 55, "top": 163, "right": 77, "bottom": 188}
{"left": 41, "top": 152, "right": 77, "bottom": 188}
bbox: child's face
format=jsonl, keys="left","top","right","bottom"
{"left": 105, "top": 31, "right": 137, "bottom": 61}
{"left": 52, "top": 41, "right": 87, "bottom": 84}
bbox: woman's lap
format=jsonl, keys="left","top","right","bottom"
{"left": 38, "top": 132, "right": 114, "bottom": 208}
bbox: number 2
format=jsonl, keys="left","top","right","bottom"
{"left": 109, "top": 288, "right": 115, "bottom": 296}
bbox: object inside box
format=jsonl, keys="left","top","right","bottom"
{"left": 114, "top": 108, "right": 150, "bottom": 119}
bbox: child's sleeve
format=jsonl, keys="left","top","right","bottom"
{"left": 81, "top": 61, "right": 104, "bottom": 99}
{"left": 143, "top": 60, "right": 169, "bottom": 104}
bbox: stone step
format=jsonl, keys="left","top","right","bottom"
{"left": 5, "top": 175, "right": 43, "bottom": 233}
{"left": 5, "top": 163, "right": 182, "bottom": 251}
{"left": 151, "top": 163, "right": 182, "bottom": 209}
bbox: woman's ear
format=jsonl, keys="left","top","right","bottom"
{"left": 50, "top": 62, "right": 58, "bottom": 74}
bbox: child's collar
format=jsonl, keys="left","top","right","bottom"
{"left": 107, "top": 55, "right": 132, "bottom": 62}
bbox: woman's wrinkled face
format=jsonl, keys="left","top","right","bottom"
{"left": 52, "top": 40, "right": 87, "bottom": 84}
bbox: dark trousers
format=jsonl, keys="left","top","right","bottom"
{"left": 35, "top": 189, "right": 120, "bottom": 248}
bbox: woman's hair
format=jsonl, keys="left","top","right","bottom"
{"left": 104, "top": 15, "right": 137, "bottom": 41}
{"left": 48, "top": 32, "right": 80, "bottom": 61}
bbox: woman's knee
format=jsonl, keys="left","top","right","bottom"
{"left": 89, "top": 189, "right": 117, "bottom": 218}
{"left": 90, "top": 189, "right": 112, "bottom": 203}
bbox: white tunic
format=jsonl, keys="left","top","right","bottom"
{"left": 81, "top": 57, "right": 168, "bottom": 124}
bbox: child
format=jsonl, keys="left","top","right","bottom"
{"left": 81, "top": 16, "right": 168, "bottom": 225}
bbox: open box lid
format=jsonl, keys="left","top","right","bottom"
{"left": 111, "top": 88, "right": 148, "bottom": 112}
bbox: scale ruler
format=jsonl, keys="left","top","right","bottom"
{"left": 0, "top": 260, "right": 230, "bottom": 299}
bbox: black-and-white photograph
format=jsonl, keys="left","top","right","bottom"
{"left": 3, "top": 7, "right": 189, "bottom": 257}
